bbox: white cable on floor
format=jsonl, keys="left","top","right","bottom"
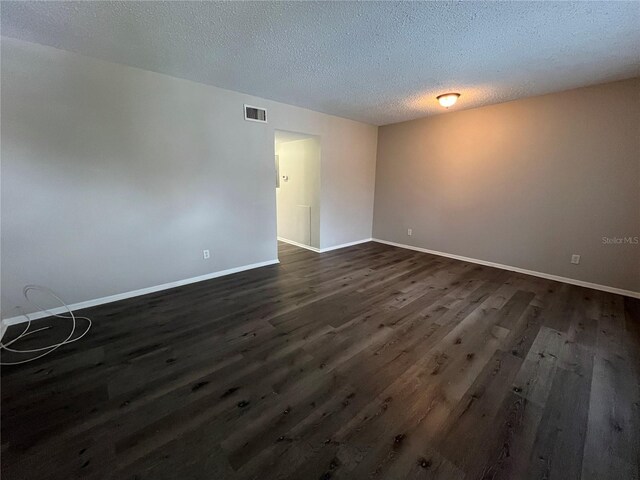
{"left": 0, "top": 285, "right": 92, "bottom": 365}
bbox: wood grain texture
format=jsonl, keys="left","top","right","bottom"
{"left": 2, "top": 241, "right": 639, "bottom": 480}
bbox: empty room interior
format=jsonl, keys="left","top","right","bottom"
{"left": 1, "top": 2, "right": 639, "bottom": 479}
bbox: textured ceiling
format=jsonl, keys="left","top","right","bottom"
{"left": 2, "top": 1, "right": 639, "bottom": 125}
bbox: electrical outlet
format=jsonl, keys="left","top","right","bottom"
{"left": 203, "top": 249, "right": 210, "bottom": 260}
{"left": 571, "top": 254, "right": 580, "bottom": 265}
{"left": 407, "top": 228, "right": 413, "bottom": 236}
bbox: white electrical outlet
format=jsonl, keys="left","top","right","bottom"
{"left": 407, "top": 228, "right": 413, "bottom": 236}
{"left": 571, "top": 254, "right": 580, "bottom": 265}
{"left": 203, "top": 249, "right": 210, "bottom": 260}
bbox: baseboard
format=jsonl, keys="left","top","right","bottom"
{"left": 1, "top": 259, "right": 280, "bottom": 327}
{"left": 277, "top": 237, "right": 321, "bottom": 253}
{"left": 319, "top": 238, "right": 373, "bottom": 252}
{"left": 372, "top": 238, "right": 640, "bottom": 299}
{"left": 278, "top": 236, "right": 373, "bottom": 253}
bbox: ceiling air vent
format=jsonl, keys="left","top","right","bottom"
{"left": 244, "top": 104, "right": 267, "bottom": 123}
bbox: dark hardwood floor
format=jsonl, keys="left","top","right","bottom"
{"left": 2, "top": 241, "right": 639, "bottom": 480}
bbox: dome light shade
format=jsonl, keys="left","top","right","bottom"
{"left": 437, "top": 93, "right": 460, "bottom": 108}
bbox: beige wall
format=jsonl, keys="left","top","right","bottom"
{"left": 373, "top": 78, "right": 640, "bottom": 293}
{"left": 276, "top": 137, "right": 321, "bottom": 248}
{"left": 1, "top": 38, "right": 377, "bottom": 315}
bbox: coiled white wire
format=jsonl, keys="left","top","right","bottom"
{"left": 0, "top": 285, "right": 92, "bottom": 365}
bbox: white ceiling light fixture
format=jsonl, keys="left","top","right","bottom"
{"left": 437, "top": 93, "right": 460, "bottom": 108}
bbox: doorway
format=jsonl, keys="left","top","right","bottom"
{"left": 275, "top": 130, "right": 321, "bottom": 252}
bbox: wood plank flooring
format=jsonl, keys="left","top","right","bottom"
{"left": 2, "top": 241, "right": 639, "bottom": 480}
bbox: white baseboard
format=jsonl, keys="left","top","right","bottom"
{"left": 1, "top": 259, "right": 280, "bottom": 327}
{"left": 278, "top": 237, "right": 372, "bottom": 253}
{"left": 319, "top": 238, "right": 373, "bottom": 252}
{"left": 372, "top": 238, "right": 640, "bottom": 299}
{"left": 277, "top": 237, "right": 321, "bottom": 253}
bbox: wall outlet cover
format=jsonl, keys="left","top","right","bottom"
{"left": 571, "top": 254, "right": 580, "bottom": 264}
{"left": 203, "top": 249, "right": 210, "bottom": 259}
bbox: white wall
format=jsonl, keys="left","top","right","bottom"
{"left": 373, "top": 78, "right": 640, "bottom": 294}
{"left": 269, "top": 107, "right": 377, "bottom": 250}
{"left": 276, "top": 137, "right": 321, "bottom": 248}
{"left": 1, "top": 38, "right": 378, "bottom": 315}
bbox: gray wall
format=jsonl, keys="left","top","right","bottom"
{"left": 1, "top": 38, "right": 377, "bottom": 315}
{"left": 373, "top": 78, "right": 640, "bottom": 293}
